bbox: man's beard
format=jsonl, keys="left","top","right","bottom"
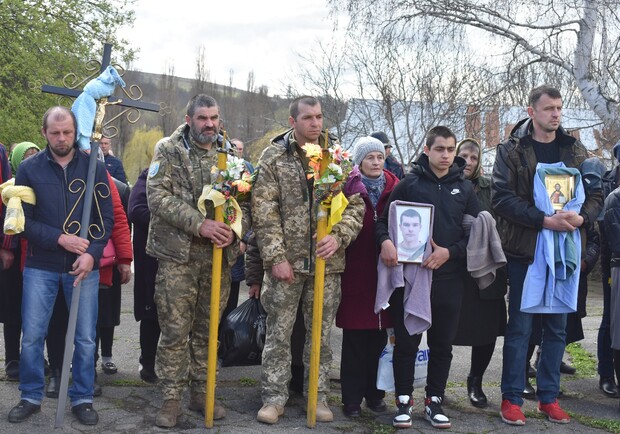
{"left": 190, "top": 125, "right": 218, "bottom": 145}
{"left": 48, "top": 143, "right": 74, "bottom": 158}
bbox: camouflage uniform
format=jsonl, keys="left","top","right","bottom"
{"left": 147, "top": 123, "right": 241, "bottom": 401}
{"left": 251, "top": 129, "right": 364, "bottom": 406}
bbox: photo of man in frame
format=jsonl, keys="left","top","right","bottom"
{"left": 397, "top": 206, "right": 430, "bottom": 263}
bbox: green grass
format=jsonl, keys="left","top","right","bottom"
{"left": 109, "top": 379, "right": 146, "bottom": 386}
{"left": 565, "top": 342, "right": 597, "bottom": 378}
{"left": 238, "top": 377, "right": 257, "bottom": 387}
{"left": 570, "top": 413, "right": 620, "bottom": 433}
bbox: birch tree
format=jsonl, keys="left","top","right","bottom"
{"left": 330, "top": 0, "right": 620, "bottom": 148}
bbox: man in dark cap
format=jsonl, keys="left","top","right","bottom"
{"left": 370, "top": 131, "right": 405, "bottom": 179}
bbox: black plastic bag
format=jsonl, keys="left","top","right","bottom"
{"left": 218, "top": 298, "right": 267, "bottom": 367}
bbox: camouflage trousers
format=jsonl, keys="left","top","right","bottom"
{"left": 260, "top": 270, "right": 341, "bottom": 406}
{"left": 154, "top": 241, "right": 230, "bottom": 400}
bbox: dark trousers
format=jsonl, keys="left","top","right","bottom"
{"left": 340, "top": 328, "right": 387, "bottom": 405}
{"left": 599, "top": 272, "right": 615, "bottom": 378}
{"left": 3, "top": 323, "right": 21, "bottom": 362}
{"left": 140, "top": 318, "right": 161, "bottom": 369}
{"left": 96, "top": 326, "right": 114, "bottom": 360}
{"left": 391, "top": 278, "right": 464, "bottom": 398}
{"left": 470, "top": 341, "right": 496, "bottom": 378}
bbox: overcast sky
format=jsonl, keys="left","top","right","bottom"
{"left": 119, "top": 0, "right": 345, "bottom": 96}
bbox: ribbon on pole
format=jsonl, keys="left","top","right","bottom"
{"left": 198, "top": 185, "right": 243, "bottom": 239}
{"left": 205, "top": 131, "right": 228, "bottom": 428}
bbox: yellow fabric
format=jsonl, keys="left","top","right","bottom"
{"left": 0, "top": 179, "right": 36, "bottom": 235}
{"left": 198, "top": 185, "right": 243, "bottom": 239}
{"left": 325, "top": 192, "right": 348, "bottom": 234}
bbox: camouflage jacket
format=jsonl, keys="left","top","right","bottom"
{"left": 251, "top": 129, "right": 364, "bottom": 274}
{"left": 146, "top": 123, "right": 243, "bottom": 265}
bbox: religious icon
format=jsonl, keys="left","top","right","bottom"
{"left": 395, "top": 203, "right": 433, "bottom": 264}
{"left": 545, "top": 174, "right": 575, "bottom": 211}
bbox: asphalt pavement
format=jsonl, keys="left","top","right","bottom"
{"left": 1, "top": 278, "right": 619, "bottom": 433}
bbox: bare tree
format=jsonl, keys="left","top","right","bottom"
{"left": 330, "top": 0, "right": 620, "bottom": 149}
{"left": 160, "top": 61, "right": 178, "bottom": 136}
{"left": 194, "top": 44, "right": 210, "bottom": 95}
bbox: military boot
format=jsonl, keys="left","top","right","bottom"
{"left": 188, "top": 391, "right": 225, "bottom": 420}
{"left": 155, "top": 399, "right": 182, "bottom": 428}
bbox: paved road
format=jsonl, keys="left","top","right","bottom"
{"left": 1, "top": 278, "right": 618, "bottom": 433}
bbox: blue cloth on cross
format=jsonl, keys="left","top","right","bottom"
{"left": 71, "top": 66, "right": 125, "bottom": 150}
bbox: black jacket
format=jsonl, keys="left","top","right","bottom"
{"left": 17, "top": 146, "right": 114, "bottom": 272}
{"left": 491, "top": 118, "right": 604, "bottom": 263}
{"left": 604, "top": 186, "right": 620, "bottom": 266}
{"left": 376, "top": 153, "right": 480, "bottom": 279}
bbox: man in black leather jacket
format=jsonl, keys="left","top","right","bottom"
{"left": 492, "top": 85, "right": 603, "bottom": 426}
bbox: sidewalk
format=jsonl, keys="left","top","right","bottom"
{"left": 1, "top": 279, "right": 618, "bottom": 433}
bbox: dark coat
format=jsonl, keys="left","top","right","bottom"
{"left": 453, "top": 175, "right": 507, "bottom": 346}
{"left": 128, "top": 168, "right": 158, "bottom": 322}
{"left": 376, "top": 154, "right": 480, "bottom": 280}
{"left": 491, "top": 118, "right": 603, "bottom": 263}
{"left": 104, "top": 154, "right": 128, "bottom": 184}
{"left": 17, "top": 147, "right": 113, "bottom": 272}
{"left": 336, "top": 169, "right": 399, "bottom": 330}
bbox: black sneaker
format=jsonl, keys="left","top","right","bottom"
{"left": 8, "top": 400, "right": 41, "bottom": 423}
{"left": 393, "top": 397, "right": 413, "bottom": 428}
{"left": 72, "top": 403, "right": 99, "bottom": 425}
{"left": 424, "top": 396, "right": 451, "bottom": 429}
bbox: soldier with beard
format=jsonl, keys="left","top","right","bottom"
{"left": 147, "top": 94, "right": 241, "bottom": 428}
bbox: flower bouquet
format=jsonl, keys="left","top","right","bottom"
{"left": 302, "top": 143, "right": 353, "bottom": 205}
{"left": 198, "top": 154, "right": 254, "bottom": 238}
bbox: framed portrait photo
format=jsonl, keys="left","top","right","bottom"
{"left": 545, "top": 174, "right": 575, "bottom": 211}
{"left": 395, "top": 203, "right": 433, "bottom": 264}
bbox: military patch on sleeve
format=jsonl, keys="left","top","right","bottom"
{"left": 148, "top": 161, "right": 160, "bottom": 178}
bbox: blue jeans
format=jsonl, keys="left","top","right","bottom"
{"left": 501, "top": 260, "right": 567, "bottom": 405}
{"left": 19, "top": 267, "right": 99, "bottom": 406}
{"left": 598, "top": 271, "right": 615, "bottom": 378}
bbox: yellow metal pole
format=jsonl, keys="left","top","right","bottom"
{"left": 205, "top": 131, "right": 228, "bottom": 428}
{"left": 307, "top": 130, "right": 330, "bottom": 428}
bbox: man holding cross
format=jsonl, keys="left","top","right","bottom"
{"left": 8, "top": 106, "right": 113, "bottom": 426}
{"left": 146, "top": 94, "right": 242, "bottom": 428}
{"left": 251, "top": 95, "right": 364, "bottom": 424}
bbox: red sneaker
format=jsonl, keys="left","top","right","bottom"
{"left": 500, "top": 400, "right": 525, "bottom": 426}
{"left": 538, "top": 400, "right": 570, "bottom": 424}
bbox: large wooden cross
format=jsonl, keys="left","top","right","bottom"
{"left": 40, "top": 42, "right": 159, "bottom": 428}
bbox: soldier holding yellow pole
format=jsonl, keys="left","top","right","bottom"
{"left": 252, "top": 96, "right": 364, "bottom": 426}
{"left": 146, "top": 95, "right": 240, "bottom": 429}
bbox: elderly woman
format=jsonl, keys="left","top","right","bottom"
{"left": 336, "top": 136, "right": 399, "bottom": 418}
{"left": 452, "top": 138, "right": 507, "bottom": 408}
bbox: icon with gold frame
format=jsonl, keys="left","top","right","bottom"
{"left": 545, "top": 174, "right": 575, "bottom": 211}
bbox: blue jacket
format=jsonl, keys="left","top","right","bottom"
{"left": 16, "top": 146, "right": 114, "bottom": 272}
{"left": 104, "top": 154, "right": 127, "bottom": 184}
{"left": 521, "top": 163, "right": 584, "bottom": 313}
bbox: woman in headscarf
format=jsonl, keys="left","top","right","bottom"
{"left": 336, "top": 136, "right": 399, "bottom": 418}
{"left": 452, "top": 138, "right": 507, "bottom": 408}
{"left": 1, "top": 142, "right": 41, "bottom": 380}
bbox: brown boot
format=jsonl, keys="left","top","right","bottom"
{"left": 155, "top": 399, "right": 182, "bottom": 428}
{"left": 316, "top": 401, "right": 334, "bottom": 422}
{"left": 188, "top": 391, "right": 226, "bottom": 420}
{"left": 257, "top": 403, "right": 284, "bottom": 424}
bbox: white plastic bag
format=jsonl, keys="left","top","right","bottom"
{"left": 377, "top": 328, "right": 429, "bottom": 391}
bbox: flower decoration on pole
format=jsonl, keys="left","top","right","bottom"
{"left": 198, "top": 153, "right": 254, "bottom": 238}
{"left": 301, "top": 142, "right": 353, "bottom": 232}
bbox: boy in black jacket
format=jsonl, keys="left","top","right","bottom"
{"left": 376, "top": 126, "right": 480, "bottom": 429}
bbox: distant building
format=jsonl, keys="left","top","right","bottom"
{"left": 340, "top": 99, "right": 612, "bottom": 173}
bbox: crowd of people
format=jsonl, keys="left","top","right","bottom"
{"left": 1, "top": 84, "right": 620, "bottom": 430}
